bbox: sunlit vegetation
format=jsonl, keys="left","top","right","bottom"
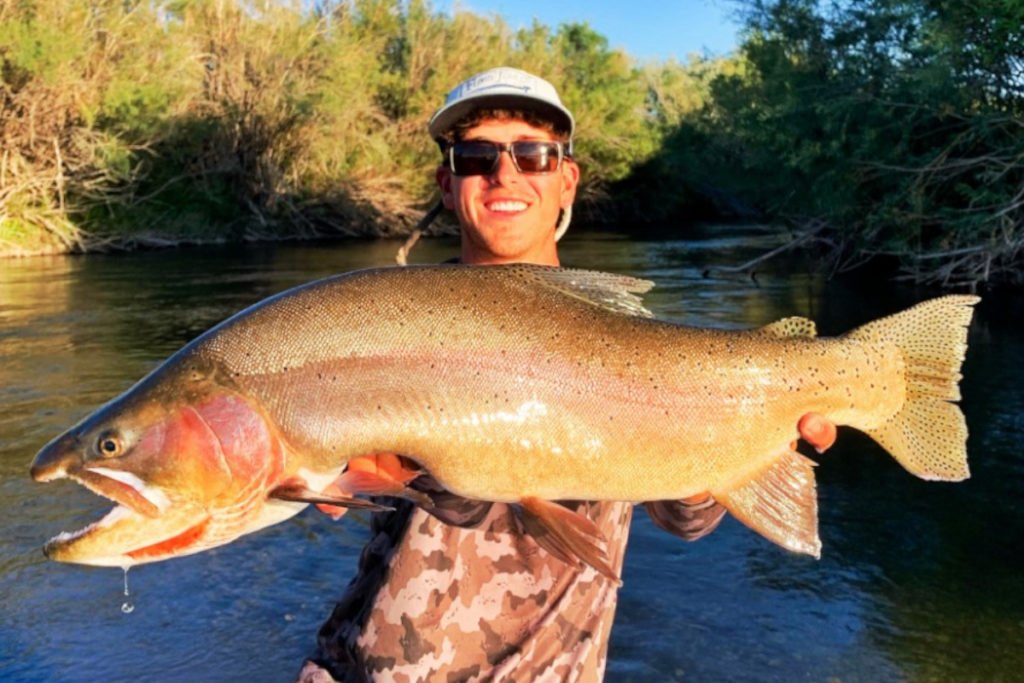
{"left": 1, "top": 0, "right": 1021, "bottom": 286}
{"left": 654, "top": 0, "right": 1024, "bottom": 286}
{"left": 0, "top": 0, "right": 676, "bottom": 253}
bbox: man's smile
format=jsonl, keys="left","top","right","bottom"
{"left": 486, "top": 200, "right": 529, "bottom": 213}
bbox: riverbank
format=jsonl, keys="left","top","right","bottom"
{"left": 2, "top": 1, "right": 1019, "bottom": 286}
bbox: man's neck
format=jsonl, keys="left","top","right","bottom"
{"left": 460, "top": 243, "right": 560, "bottom": 267}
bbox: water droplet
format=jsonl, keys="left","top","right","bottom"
{"left": 120, "top": 566, "right": 135, "bottom": 614}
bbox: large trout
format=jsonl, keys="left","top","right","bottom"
{"left": 30, "top": 265, "right": 978, "bottom": 578}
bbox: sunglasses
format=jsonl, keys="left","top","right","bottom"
{"left": 447, "top": 140, "right": 568, "bottom": 176}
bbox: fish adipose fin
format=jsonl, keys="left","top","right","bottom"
{"left": 755, "top": 316, "right": 817, "bottom": 338}
{"left": 846, "top": 295, "right": 979, "bottom": 482}
{"left": 715, "top": 449, "right": 821, "bottom": 558}
{"left": 516, "top": 497, "right": 620, "bottom": 583}
{"left": 517, "top": 266, "right": 656, "bottom": 318}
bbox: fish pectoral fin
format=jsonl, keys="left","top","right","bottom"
{"left": 332, "top": 469, "right": 433, "bottom": 508}
{"left": 348, "top": 453, "right": 423, "bottom": 486}
{"left": 516, "top": 497, "right": 621, "bottom": 584}
{"left": 644, "top": 494, "right": 727, "bottom": 542}
{"left": 308, "top": 480, "right": 361, "bottom": 520}
{"left": 268, "top": 481, "right": 394, "bottom": 512}
{"left": 714, "top": 449, "right": 821, "bottom": 558}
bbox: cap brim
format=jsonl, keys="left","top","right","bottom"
{"left": 428, "top": 93, "right": 574, "bottom": 140}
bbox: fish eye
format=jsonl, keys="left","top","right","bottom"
{"left": 96, "top": 431, "right": 124, "bottom": 458}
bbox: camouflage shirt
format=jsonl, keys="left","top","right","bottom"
{"left": 302, "top": 486, "right": 633, "bottom": 682}
{"left": 295, "top": 466, "right": 729, "bottom": 682}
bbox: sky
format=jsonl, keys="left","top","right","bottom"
{"left": 435, "top": 0, "right": 745, "bottom": 61}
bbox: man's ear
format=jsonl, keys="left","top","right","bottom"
{"left": 436, "top": 166, "right": 455, "bottom": 209}
{"left": 560, "top": 159, "right": 581, "bottom": 209}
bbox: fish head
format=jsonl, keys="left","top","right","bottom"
{"left": 30, "top": 365, "right": 294, "bottom": 567}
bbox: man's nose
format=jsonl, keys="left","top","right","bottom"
{"left": 489, "top": 148, "right": 520, "bottom": 184}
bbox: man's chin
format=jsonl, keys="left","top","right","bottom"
{"left": 465, "top": 223, "right": 557, "bottom": 261}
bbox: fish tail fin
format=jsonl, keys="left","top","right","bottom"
{"left": 846, "top": 295, "right": 980, "bottom": 481}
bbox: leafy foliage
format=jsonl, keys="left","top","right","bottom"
{"left": 655, "top": 0, "right": 1024, "bottom": 285}
{"left": 0, "top": 0, "right": 673, "bottom": 251}
{"left": 2, "top": 0, "right": 1019, "bottom": 285}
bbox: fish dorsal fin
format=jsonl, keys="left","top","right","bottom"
{"left": 755, "top": 316, "right": 817, "bottom": 338}
{"left": 714, "top": 450, "right": 821, "bottom": 558}
{"left": 516, "top": 497, "right": 621, "bottom": 583}
{"left": 515, "top": 265, "right": 655, "bottom": 318}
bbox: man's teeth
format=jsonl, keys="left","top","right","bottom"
{"left": 488, "top": 201, "right": 528, "bottom": 212}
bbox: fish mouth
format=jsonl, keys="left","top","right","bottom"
{"left": 73, "top": 467, "right": 168, "bottom": 518}
{"left": 42, "top": 467, "right": 203, "bottom": 567}
{"left": 43, "top": 505, "right": 138, "bottom": 560}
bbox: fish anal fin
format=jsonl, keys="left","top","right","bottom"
{"left": 715, "top": 450, "right": 821, "bottom": 558}
{"left": 268, "top": 480, "right": 394, "bottom": 512}
{"left": 517, "top": 497, "right": 620, "bottom": 584}
{"left": 756, "top": 316, "right": 817, "bottom": 338}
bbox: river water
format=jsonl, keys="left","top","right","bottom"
{"left": 1, "top": 229, "right": 1022, "bottom": 682}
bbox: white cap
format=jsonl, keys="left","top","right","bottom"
{"left": 428, "top": 67, "right": 575, "bottom": 140}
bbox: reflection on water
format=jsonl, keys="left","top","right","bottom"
{"left": 1, "top": 231, "right": 1022, "bottom": 682}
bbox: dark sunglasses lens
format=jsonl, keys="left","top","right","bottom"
{"left": 512, "top": 142, "right": 560, "bottom": 173}
{"left": 451, "top": 142, "right": 499, "bottom": 176}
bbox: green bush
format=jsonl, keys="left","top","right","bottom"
{"left": 0, "top": 0, "right": 681, "bottom": 252}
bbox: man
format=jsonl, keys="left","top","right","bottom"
{"left": 299, "top": 67, "right": 722, "bottom": 682}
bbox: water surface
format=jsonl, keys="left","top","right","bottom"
{"left": 2, "top": 230, "right": 1022, "bottom": 682}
